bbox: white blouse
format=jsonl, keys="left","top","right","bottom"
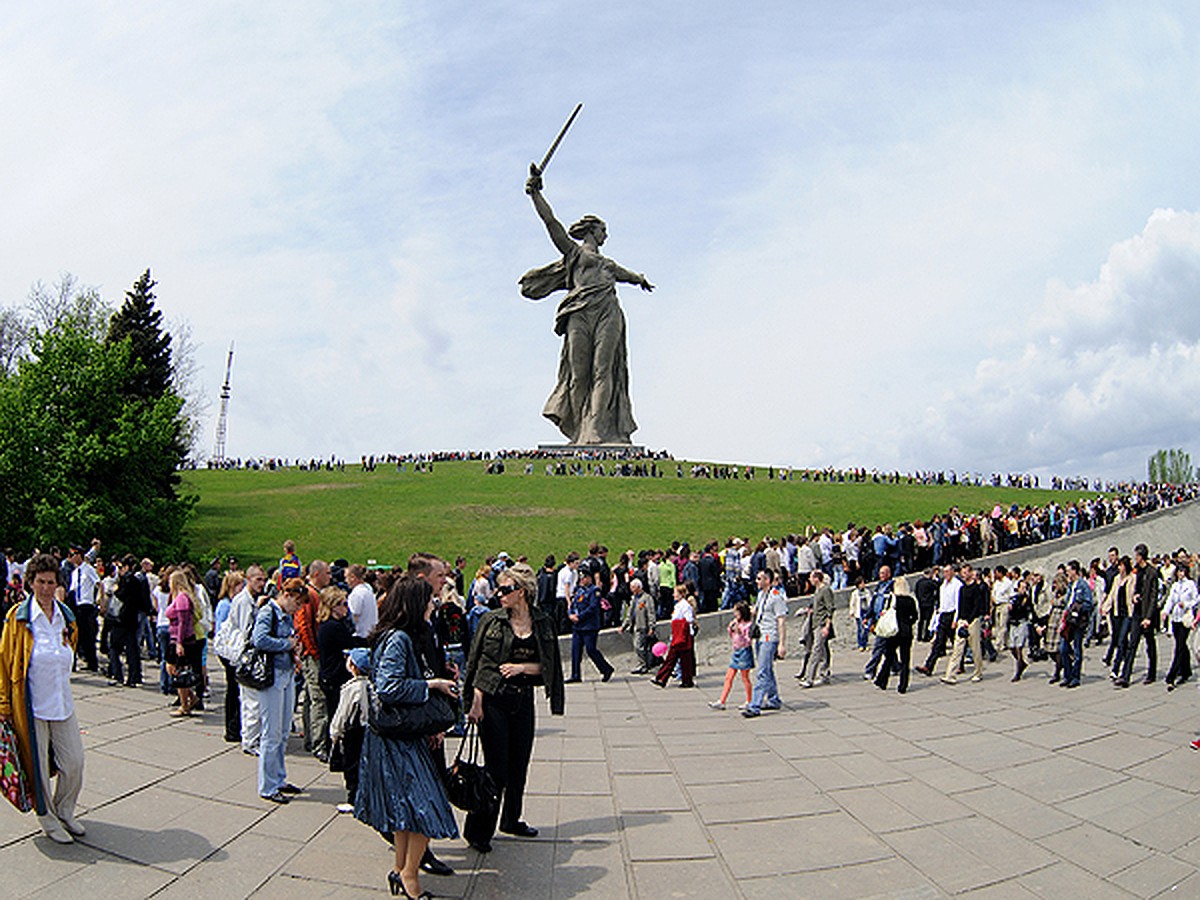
{"left": 28, "top": 601, "right": 75, "bottom": 721}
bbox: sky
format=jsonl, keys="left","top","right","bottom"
{"left": 4, "top": 2, "right": 1200, "bottom": 481}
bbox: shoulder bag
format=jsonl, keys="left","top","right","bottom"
{"left": 874, "top": 596, "right": 899, "bottom": 638}
{"left": 366, "top": 632, "right": 458, "bottom": 739}
{"left": 234, "top": 605, "right": 276, "bottom": 690}
{"left": 444, "top": 723, "right": 498, "bottom": 814}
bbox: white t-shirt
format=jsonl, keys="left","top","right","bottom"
{"left": 754, "top": 588, "right": 789, "bottom": 642}
{"left": 347, "top": 582, "right": 378, "bottom": 638}
{"left": 556, "top": 565, "right": 576, "bottom": 600}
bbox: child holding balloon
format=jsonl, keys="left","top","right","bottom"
{"left": 709, "top": 601, "right": 754, "bottom": 710}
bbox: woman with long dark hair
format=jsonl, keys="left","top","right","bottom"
{"left": 355, "top": 576, "right": 459, "bottom": 898}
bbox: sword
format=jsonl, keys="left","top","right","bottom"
{"left": 529, "top": 103, "right": 582, "bottom": 183}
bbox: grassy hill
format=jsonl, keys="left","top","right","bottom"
{"left": 181, "top": 462, "right": 1088, "bottom": 569}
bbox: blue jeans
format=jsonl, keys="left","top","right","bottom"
{"left": 256, "top": 672, "right": 296, "bottom": 797}
{"left": 748, "top": 639, "right": 780, "bottom": 712}
{"left": 157, "top": 626, "right": 173, "bottom": 694}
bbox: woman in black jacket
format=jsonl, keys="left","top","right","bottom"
{"left": 874, "top": 575, "right": 919, "bottom": 694}
{"left": 463, "top": 562, "right": 564, "bottom": 854}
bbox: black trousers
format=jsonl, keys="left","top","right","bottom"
{"left": 1167, "top": 622, "right": 1192, "bottom": 685}
{"left": 464, "top": 688, "right": 535, "bottom": 845}
{"left": 221, "top": 658, "right": 242, "bottom": 742}
{"left": 108, "top": 623, "right": 142, "bottom": 685}
{"left": 922, "top": 612, "right": 954, "bottom": 670}
{"left": 76, "top": 605, "right": 99, "bottom": 670}
{"left": 1120, "top": 622, "right": 1157, "bottom": 682}
{"left": 875, "top": 635, "right": 913, "bottom": 693}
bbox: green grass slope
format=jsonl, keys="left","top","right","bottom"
{"left": 182, "top": 462, "right": 1087, "bottom": 569}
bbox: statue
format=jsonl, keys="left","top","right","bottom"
{"left": 519, "top": 112, "right": 653, "bottom": 445}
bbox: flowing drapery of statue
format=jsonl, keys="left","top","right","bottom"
{"left": 519, "top": 164, "right": 653, "bottom": 445}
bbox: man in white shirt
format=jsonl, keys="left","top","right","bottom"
{"left": 555, "top": 552, "right": 580, "bottom": 632}
{"left": 67, "top": 546, "right": 100, "bottom": 672}
{"left": 991, "top": 565, "right": 1015, "bottom": 651}
{"left": 345, "top": 564, "right": 377, "bottom": 638}
{"left": 916, "top": 565, "right": 960, "bottom": 676}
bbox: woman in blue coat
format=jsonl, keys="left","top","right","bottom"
{"left": 355, "top": 576, "right": 460, "bottom": 898}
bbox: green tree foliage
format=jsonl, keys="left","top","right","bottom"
{"left": 1147, "top": 448, "right": 1194, "bottom": 484}
{"left": 107, "top": 269, "right": 173, "bottom": 401}
{"left": 0, "top": 275, "right": 195, "bottom": 559}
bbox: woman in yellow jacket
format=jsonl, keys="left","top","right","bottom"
{"left": 0, "top": 553, "right": 83, "bottom": 843}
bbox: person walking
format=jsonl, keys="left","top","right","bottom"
{"left": 874, "top": 575, "right": 919, "bottom": 693}
{"left": 652, "top": 584, "right": 697, "bottom": 688}
{"left": 1163, "top": 562, "right": 1198, "bottom": 691}
{"left": 742, "top": 570, "right": 788, "bottom": 717}
{"left": 566, "top": 570, "right": 613, "bottom": 683}
{"left": 709, "top": 601, "right": 754, "bottom": 709}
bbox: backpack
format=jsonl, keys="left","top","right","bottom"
{"left": 193, "top": 587, "right": 214, "bottom": 640}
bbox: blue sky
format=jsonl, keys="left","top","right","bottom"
{"left": 4, "top": 2, "right": 1200, "bottom": 480}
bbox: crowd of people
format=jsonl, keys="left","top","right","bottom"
{"left": 1, "top": 470, "right": 1198, "bottom": 891}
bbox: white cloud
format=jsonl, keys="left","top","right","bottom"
{"left": 905, "top": 209, "right": 1200, "bottom": 477}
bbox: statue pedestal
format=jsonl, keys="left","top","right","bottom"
{"left": 538, "top": 443, "right": 646, "bottom": 456}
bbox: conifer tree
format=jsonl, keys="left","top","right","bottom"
{"left": 107, "top": 268, "right": 173, "bottom": 399}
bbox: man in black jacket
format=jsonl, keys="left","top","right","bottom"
{"left": 697, "top": 542, "right": 723, "bottom": 613}
{"left": 941, "top": 564, "right": 987, "bottom": 684}
{"left": 913, "top": 568, "right": 939, "bottom": 642}
{"left": 110, "top": 554, "right": 153, "bottom": 687}
{"left": 1117, "top": 543, "right": 1162, "bottom": 687}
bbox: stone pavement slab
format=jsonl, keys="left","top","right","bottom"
{"left": 2, "top": 632, "right": 1200, "bottom": 898}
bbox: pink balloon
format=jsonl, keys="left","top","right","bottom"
{"left": 652, "top": 641, "right": 668, "bottom": 658}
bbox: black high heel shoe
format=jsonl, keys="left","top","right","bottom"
{"left": 387, "top": 871, "right": 411, "bottom": 898}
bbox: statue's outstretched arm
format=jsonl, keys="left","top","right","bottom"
{"left": 526, "top": 168, "right": 575, "bottom": 256}
{"left": 611, "top": 262, "right": 654, "bottom": 292}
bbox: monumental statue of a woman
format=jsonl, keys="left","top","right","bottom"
{"left": 520, "top": 166, "right": 653, "bottom": 445}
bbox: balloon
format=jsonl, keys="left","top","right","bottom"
{"left": 652, "top": 641, "right": 668, "bottom": 658}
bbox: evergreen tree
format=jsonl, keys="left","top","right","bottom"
{"left": 0, "top": 276, "right": 195, "bottom": 559}
{"left": 106, "top": 269, "right": 173, "bottom": 400}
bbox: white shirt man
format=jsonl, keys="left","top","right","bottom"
{"left": 991, "top": 568, "right": 1015, "bottom": 650}
{"left": 345, "top": 565, "right": 377, "bottom": 638}
{"left": 556, "top": 555, "right": 579, "bottom": 605}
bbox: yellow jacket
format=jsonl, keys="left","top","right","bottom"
{"left": 0, "top": 598, "right": 77, "bottom": 815}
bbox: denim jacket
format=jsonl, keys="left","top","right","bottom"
{"left": 372, "top": 630, "right": 429, "bottom": 705}
{"left": 251, "top": 601, "right": 295, "bottom": 677}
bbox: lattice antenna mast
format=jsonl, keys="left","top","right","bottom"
{"left": 212, "top": 342, "right": 234, "bottom": 462}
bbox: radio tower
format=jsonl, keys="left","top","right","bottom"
{"left": 212, "top": 342, "right": 234, "bottom": 463}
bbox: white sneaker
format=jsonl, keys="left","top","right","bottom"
{"left": 737, "top": 702, "right": 749, "bottom": 711}
{"left": 336, "top": 802, "right": 354, "bottom": 814}
{"left": 708, "top": 701, "right": 725, "bottom": 710}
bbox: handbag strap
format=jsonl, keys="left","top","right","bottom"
{"left": 455, "top": 722, "right": 482, "bottom": 765}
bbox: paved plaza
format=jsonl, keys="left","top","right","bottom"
{"left": 2, "top": 639, "right": 1200, "bottom": 899}
{"left": 4, "top": 501, "right": 1200, "bottom": 898}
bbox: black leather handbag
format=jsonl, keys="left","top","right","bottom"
{"left": 445, "top": 724, "right": 498, "bottom": 814}
{"left": 367, "top": 682, "right": 458, "bottom": 739}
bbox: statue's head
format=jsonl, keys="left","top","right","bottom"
{"left": 568, "top": 215, "right": 607, "bottom": 245}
